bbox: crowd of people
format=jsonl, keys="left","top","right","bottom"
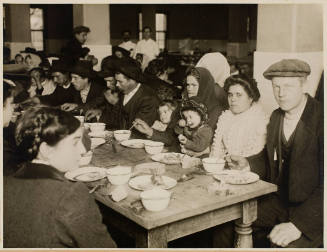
{"left": 2, "top": 25, "right": 324, "bottom": 249}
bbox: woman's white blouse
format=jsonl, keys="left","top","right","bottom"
{"left": 210, "top": 103, "right": 269, "bottom": 158}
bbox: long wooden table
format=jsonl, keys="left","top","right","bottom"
{"left": 90, "top": 141, "right": 277, "bottom": 248}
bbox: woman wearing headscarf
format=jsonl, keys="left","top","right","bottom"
{"left": 196, "top": 52, "right": 230, "bottom": 87}
{"left": 182, "top": 67, "right": 228, "bottom": 131}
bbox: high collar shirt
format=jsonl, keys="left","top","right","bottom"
{"left": 80, "top": 83, "right": 91, "bottom": 104}
{"left": 123, "top": 83, "right": 141, "bottom": 106}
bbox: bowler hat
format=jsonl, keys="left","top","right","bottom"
{"left": 114, "top": 58, "right": 145, "bottom": 83}
{"left": 70, "top": 60, "right": 96, "bottom": 79}
{"left": 98, "top": 68, "right": 115, "bottom": 78}
{"left": 51, "top": 60, "right": 70, "bottom": 73}
{"left": 263, "top": 59, "right": 311, "bottom": 80}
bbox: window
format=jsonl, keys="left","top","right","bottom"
{"left": 138, "top": 12, "right": 167, "bottom": 50}
{"left": 155, "top": 13, "right": 167, "bottom": 50}
{"left": 30, "top": 8, "right": 44, "bottom": 51}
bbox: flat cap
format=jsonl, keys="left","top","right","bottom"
{"left": 263, "top": 59, "right": 311, "bottom": 80}
{"left": 73, "top": 26, "right": 90, "bottom": 34}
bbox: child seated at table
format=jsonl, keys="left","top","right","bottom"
{"left": 176, "top": 98, "right": 213, "bottom": 157}
{"left": 151, "top": 100, "right": 178, "bottom": 132}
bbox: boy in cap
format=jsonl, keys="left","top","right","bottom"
{"left": 225, "top": 59, "right": 323, "bottom": 247}
{"left": 61, "top": 60, "right": 105, "bottom": 114}
{"left": 61, "top": 25, "right": 91, "bottom": 64}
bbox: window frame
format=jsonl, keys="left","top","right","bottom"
{"left": 30, "top": 6, "right": 45, "bottom": 51}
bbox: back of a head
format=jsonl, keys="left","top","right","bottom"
{"left": 3, "top": 81, "right": 14, "bottom": 104}
{"left": 15, "top": 106, "right": 80, "bottom": 162}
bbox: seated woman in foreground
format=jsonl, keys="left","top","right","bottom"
{"left": 210, "top": 74, "right": 268, "bottom": 160}
{"left": 3, "top": 107, "right": 116, "bottom": 248}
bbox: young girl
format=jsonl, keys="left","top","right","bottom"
{"left": 4, "top": 107, "right": 116, "bottom": 248}
{"left": 177, "top": 98, "right": 213, "bottom": 157}
{"left": 133, "top": 100, "right": 180, "bottom": 151}
{"left": 151, "top": 100, "right": 178, "bottom": 132}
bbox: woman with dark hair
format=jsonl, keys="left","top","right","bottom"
{"left": 3, "top": 107, "right": 116, "bottom": 248}
{"left": 210, "top": 74, "right": 268, "bottom": 159}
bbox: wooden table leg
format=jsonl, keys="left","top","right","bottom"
{"left": 234, "top": 199, "right": 257, "bottom": 248}
{"left": 135, "top": 225, "right": 168, "bottom": 248}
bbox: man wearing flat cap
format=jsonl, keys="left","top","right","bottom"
{"left": 61, "top": 60, "right": 105, "bottom": 114}
{"left": 114, "top": 58, "right": 160, "bottom": 136}
{"left": 61, "top": 25, "right": 91, "bottom": 64}
{"left": 225, "top": 59, "right": 323, "bottom": 247}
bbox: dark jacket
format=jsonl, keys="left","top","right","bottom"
{"left": 61, "top": 38, "right": 84, "bottom": 64}
{"left": 72, "top": 81, "right": 106, "bottom": 113}
{"left": 183, "top": 124, "right": 213, "bottom": 152}
{"left": 3, "top": 163, "right": 116, "bottom": 248}
{"left": 120, "top": 85, "right": 160, "bottom": 137}
{"left": 84, "top": 93, "right": 124, "bottom": 130}
{"left": 3, "top": 123, "right": 24, "bottom": 176}
{"left": 248, "top": 95, "right": 323, "bottom": 241}
{"left": 39, "top": 84, "right": 79, "bottom": 107}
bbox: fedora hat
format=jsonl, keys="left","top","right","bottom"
{"left": 70, "top": 60, "right": 96, "bottom": 79}
{"left": 51, "top": 60, "right": 70, "bottom": 73}
{"left": 114, "top": 58, "right": 145, "bottom": 83}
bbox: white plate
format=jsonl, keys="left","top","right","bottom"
{"left": 213, "top": 170, "right": 259, "bottom": 185}
{"left": 129, "top": 175, "right": 177, "bottom": 190}
{"left": 89, "top": 130, "right": 112, "bottom": 138}
{"left": 151, "top": 152, "right": 184, "bottom": 164}
{"left": 120, "top": 139, "right": 151, "bottom": 149}
{"left": 91, "top": 138, "right": 106, "bottom": 149}
{"left": 134, "top": 162, "right": 166, "bottom": 174}
{"left": 65, "top": 167, "right": 107, "bottom": 182}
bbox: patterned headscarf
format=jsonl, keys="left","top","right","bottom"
{"left": 180, "top": 97, "right": 208, "bottom": 123}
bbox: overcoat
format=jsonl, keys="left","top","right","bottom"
{"left": 3, "top": 163, "right": 117, "bottom": 248}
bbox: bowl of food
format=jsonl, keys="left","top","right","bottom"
{"left": 106, "top": 166, "right": 132, "bottom": 185}
{"left": 79, "top": 151, "right": 93, "bottom": 166}
{"left": 114, "top": 130, "right": 131, "bottom": 142}
{"left": 144, "top": 141, "right": 164, "bottom": 155}
{"left": 140, "top": 188, "right": 171, "bottom": 212}
{"left": 89, "top": 123, "right": 106, "bottom": 133}
{"left": 202, "top": 158, "right": 225, "bottom": 173}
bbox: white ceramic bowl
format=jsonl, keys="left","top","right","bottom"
{"left": 90, "top": 138, "right": 106, "bottom": 149}
{"left": 89, "top": 123, "right": 106, "bottom": 133}
{"left": 144, "top": 141, "right": 164, "bottom": 155}
{"left": 114, "top": 130, "right": 131, "bottom": 142}
{"left": 74, "top": 116, "right": 85, "bottom": 123}
{"left": 79, "top": 151, "right": 93, "bottom": 166}
{"left": 106, "top": 166, "right": 132, "bottom": 185}
{"left": 140, "top": 188, "right": 171, "bottom": 212}
{"left": 202, "top": 158, "right": 225, "bottom": 173}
